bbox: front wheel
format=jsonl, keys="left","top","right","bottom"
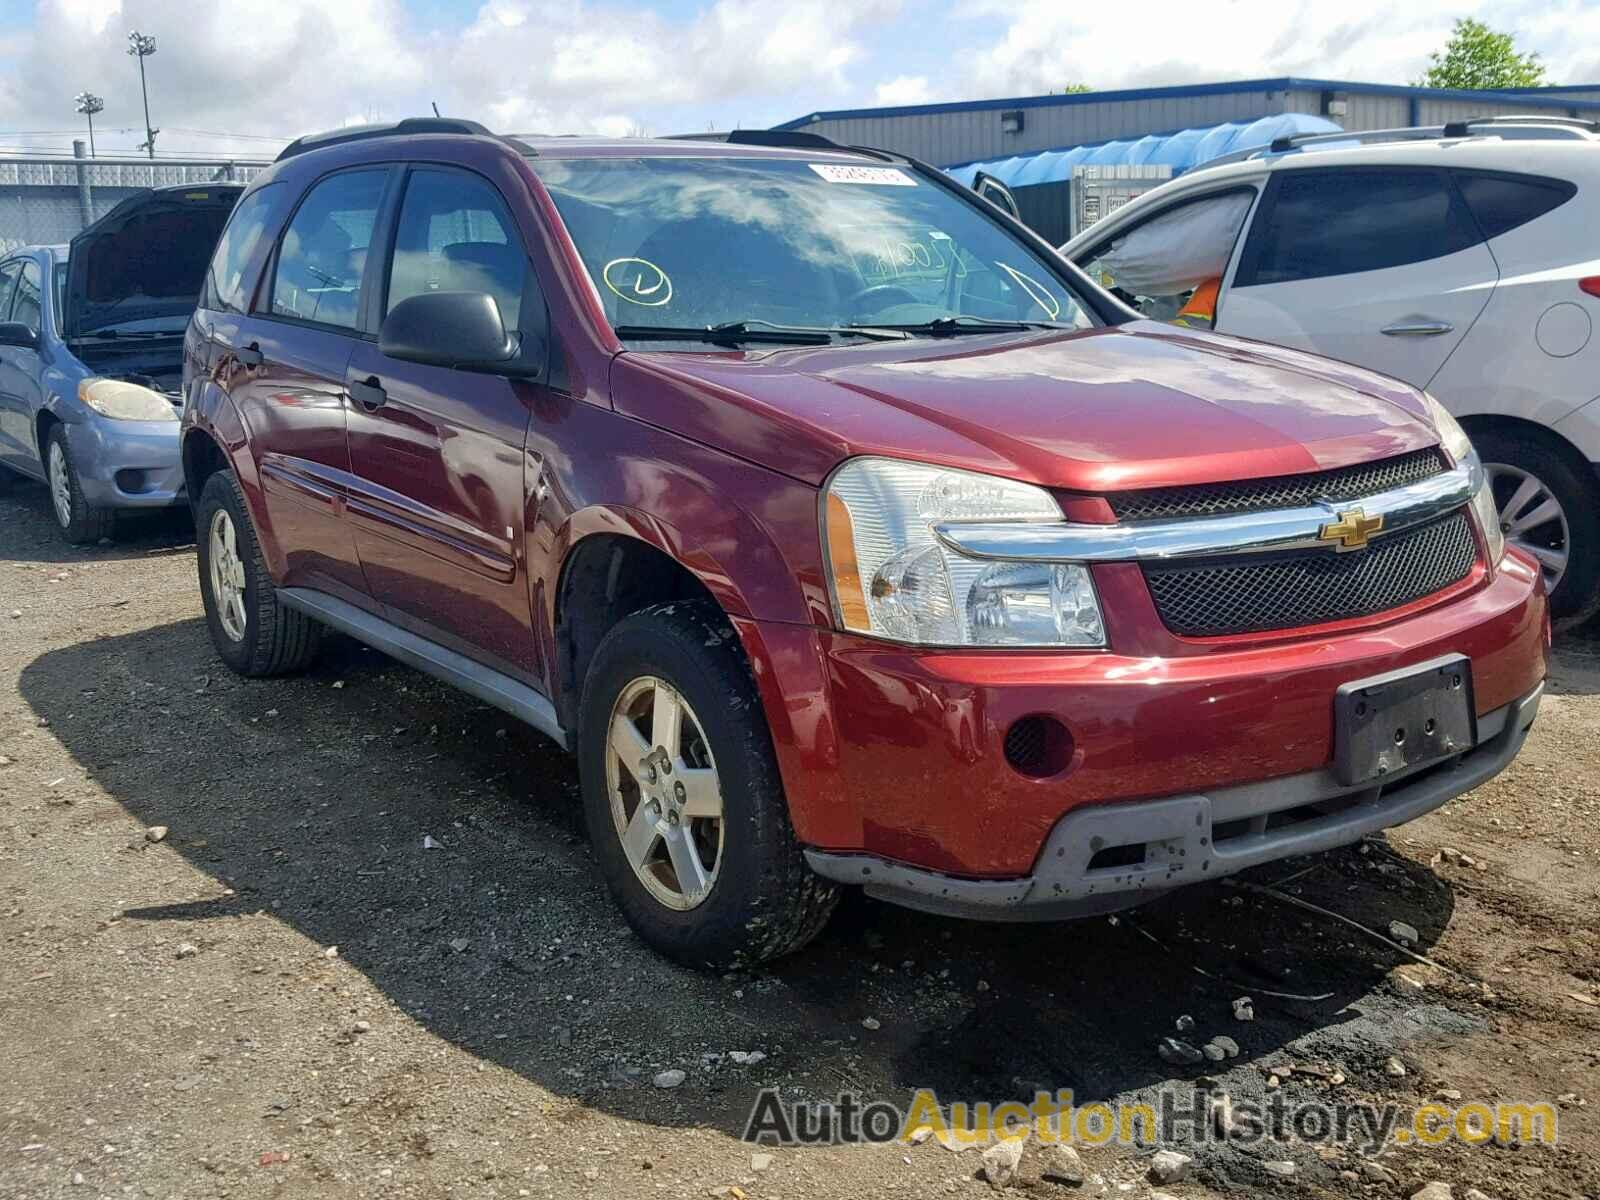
{"left": 45, "top": 425, "right": 114, "bottom": 544}
{"left": 578, "top": 602, "right": 838, "bottom": 968}
{"left": 1472, "top": 426, "right": 1600, "bottom": 628}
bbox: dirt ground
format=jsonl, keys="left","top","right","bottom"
{"left": 1, "top": 473, "right": 1597, "bottom": 1200}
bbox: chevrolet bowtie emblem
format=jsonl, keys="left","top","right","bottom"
{"left": 1320, "top": 507, "right": 1384, "bottom": 551}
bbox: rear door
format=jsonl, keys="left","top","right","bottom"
{"left": 343, "top": 165, "right": 545, "bottom": 681}
{"left": 231, "top": 167, "right": 395, "bottom": 606}
{"left": 1217, "top": 166, "right": 1499, "bottom": 388}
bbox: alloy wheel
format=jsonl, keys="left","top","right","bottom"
{"left": 208, "top": 508, "right": 249, "bottom": 642}
{"left": 1485, "top": 462, "right": 1570, "bottom": 593}
{"left": 48, "top": 442, "right": 72, "bottom": 529}
{"left": 604, "top": 676, "right": 725, "bottom": 910}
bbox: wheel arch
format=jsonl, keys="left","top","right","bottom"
{"left": 551, "top": 528, "right": 734, "bottom": 735}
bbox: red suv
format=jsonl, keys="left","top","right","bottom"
{"left": 181, "top": 119, "right": 1548, "bottom": 967}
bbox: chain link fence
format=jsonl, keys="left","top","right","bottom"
{"left": 0, "top": 150, "right": 270, "bottom": 252}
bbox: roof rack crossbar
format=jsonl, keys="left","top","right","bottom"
{"left": 276, "top": 117, "right": 495, "bottom": 162}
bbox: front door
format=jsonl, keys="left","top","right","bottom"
{"left": 344, "top": 165, "right": 544, "bottom": 681}
{"left": 0, "top": 259, "right": 31, "bottom": 471}
{"left": 231, "top": 167, "right": 393, "bottom": 605}
{"left": 1217, "top": 167, "right": 1498, "bottom": 390}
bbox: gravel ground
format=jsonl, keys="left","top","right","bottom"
{"left": 1, "top": 472, "right": 1597, "bottom": 1200}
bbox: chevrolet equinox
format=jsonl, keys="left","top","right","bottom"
{"left": 181, "top": 119, "right": 1548, "bottom": 967}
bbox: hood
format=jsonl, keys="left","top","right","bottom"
{"left": 64, "top": 184, "right": 241, "bottom": 340}
{"left": 611, "top": 322, "right": 1442, "bottom": 494}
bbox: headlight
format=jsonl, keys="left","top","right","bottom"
{"left": 823, "top": 457, "right": 1105, "bottom": 647}
{"left": 1424, "top": 393, "right": 1503, "bottom": 565}
{"left": 78, "top": 377, "right": 177, "bottom": 422}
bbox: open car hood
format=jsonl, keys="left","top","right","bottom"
{"left": 64, "top": 184, "right": 241, "bottom": 340}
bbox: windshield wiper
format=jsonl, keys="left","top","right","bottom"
{"left": 614, "top": 320, "right": 910, "bottom": 346}
{"left": 854, "top": 315, "right": 1069, "bottom": 336}
{"left": 79, "top": 328, "right": 171, "bottom": 340}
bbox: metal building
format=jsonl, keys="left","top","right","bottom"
{"left": 775, "top": 77, "right": 1600, "bottom": 169}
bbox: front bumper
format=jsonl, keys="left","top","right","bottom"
{"left": 67, "top": 416, "right": 185, "bottom": 509}
{"left": 745, "top": 548, "right": 1547, "bottom": 882}
{"left": 805, "top": 680, "right": 1541, "bottom": 920}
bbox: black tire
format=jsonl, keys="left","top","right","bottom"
{"left": 1471, "top": 425, "right": 1600, "bottom": 628}
{"left": 195, "top": 470, "right": 321, "bottom": 677}
{"left": 578, "top": 601, "right": 838, "bottom": 968}
{"left": 45, "top": 424, "right": 114, "bottom": 544}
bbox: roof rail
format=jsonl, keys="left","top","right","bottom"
{"left": 721, "top": 129, "right": 900, "bottom": 162}
{"left": 276, "top": 117, "right": 495, "bottom": 162}
{"left": 1194, "top": 115, "right": 1600, "bottom": 172}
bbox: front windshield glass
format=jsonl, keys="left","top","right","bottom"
{"left": 531, "top": 156, "right": 1096, "bottom": 336}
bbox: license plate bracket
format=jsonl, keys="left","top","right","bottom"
{"left": 1334, "top": 655, "right": 1476, "bottom": 787}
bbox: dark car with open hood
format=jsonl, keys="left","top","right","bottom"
{"left": 0, "top": 183, "right": 240, "bottom": 541}
{"left": 180, "top": 119, "right": 1547, "bottom": 968}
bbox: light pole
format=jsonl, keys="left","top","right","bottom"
{"left": 127, "top": 31, "right": 158, "bottom": 159}
{"left": 73, "top": 92, "right": 104, "bottom": 157}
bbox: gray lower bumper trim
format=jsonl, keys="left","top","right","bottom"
{"left": 805, "top": 681, "right": 1543, "bottom": 922}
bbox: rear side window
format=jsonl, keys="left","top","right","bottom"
{"left": 203, "top": 182, "right": 287, "bottom": 313}
{"left": 0, "top": 261, "right": 20, "bottom": 319}
{"left": 1455, "top": 171, "right": 1577, "bottom": 241}
{"left": 1237, "top": 169, "right": 1480, "bottom": 287}
{"left": 270, "top": 170, "right": 388, "bottom": 330}
{"left": 385, "top": 168, "right": 526, "bottom": 329}
{"left": 11, "top": 262, "right": 42, "bottom": 333}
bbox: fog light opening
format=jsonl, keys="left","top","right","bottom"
{"left": 1003, "top": 714, "right": 1074, "bottom": 778}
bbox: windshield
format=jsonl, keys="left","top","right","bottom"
{"left": 531, "top": 156, "right": 1096, "bottom": 338}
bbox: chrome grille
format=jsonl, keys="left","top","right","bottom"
{"left": 1108, "top": 448, "right": 1447, "bottom": 522}
{"left": 1144, "top": 512, "right": 1478, "bottom": 637}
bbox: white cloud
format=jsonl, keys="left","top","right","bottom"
{"left": 873, "top": 75, "right": 933, "bottom": 106}
{"left": 957, "top": 0, "right": 1600, "bottom": 98}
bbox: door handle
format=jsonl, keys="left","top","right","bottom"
{"left": 348, "top": 376, "right": 387, "bottom": 411}
{"left": 236, "top": 342, "right": 264, "bottom": 366}
{"left": 1381, "top": 321, "right": 1454, "bottom": 337}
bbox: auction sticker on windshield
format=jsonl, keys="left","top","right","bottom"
{"left": 809, "top": 164, "right": 917, "bottom": 186}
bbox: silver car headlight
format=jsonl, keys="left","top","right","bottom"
{"left": 1424, "top": 393, "right": 1503, "bottom": 566}
{"left": 78, "top": 377, "right": 177, "bottom": 422}
{"left": 823, "top": 457, "right": 1105, "bottom": 647}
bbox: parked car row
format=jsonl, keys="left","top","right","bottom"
{"left": 0, "top": 118, "right": 1553, "bottom": 967}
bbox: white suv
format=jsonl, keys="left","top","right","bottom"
{"left": 1062, "top": 127, "right": 1600, "bottom": 624}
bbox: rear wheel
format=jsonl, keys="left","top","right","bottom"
{"left": 578, "top": 602, "right": 838, "bottom": 968}
{"left": 195, "top": 470, "right": 322, "bottom": 676}
{"left": 45, "top": 425, "right": 114, "bottom": 544}
{"left": 1472, "top": 426, "right": 1600, "bottom": 628}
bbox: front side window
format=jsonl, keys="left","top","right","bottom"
{"left": 204, "top": 182, "right": 287, "bottom": 314}
{"left": 386, "top": 169, "right": 525, "bottom": 329}
{"left": 531, "top": 156, "right": 1095, "bottom": 336}
{"left": 11, "top": 262, "right": 42, "bottom": 333}
{"left": 1081, "top": 189, "right": 1255, "bottom": 323}
{"left": 1238, "top": 168, "right": 1480, "bottom": 287}
{"left": 270, "top": 170, "right": 387, "bottom": 330}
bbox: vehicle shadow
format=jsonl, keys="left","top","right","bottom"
{"left": 1550, "top": 618, "right": 1600, "bottom": 697}
{"left": 0, "top": 474, "right": 194, "bottom": 565}
{"left": 18, "top": 618, "right": 1468, "bottom": 1151}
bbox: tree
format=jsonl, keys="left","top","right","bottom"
{"left": 1054, "top": 83, "right": 1094, "bottom": 95}
{"left": 1417, "top": 18, "right": 1547, "bottom": 89}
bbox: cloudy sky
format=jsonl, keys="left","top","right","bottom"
{"left": 1, "top": 0, "right": 1598, "bottom": 160}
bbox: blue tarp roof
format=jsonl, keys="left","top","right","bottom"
{"left": 945, "top": 113, "right": 1343, "bottom": 188}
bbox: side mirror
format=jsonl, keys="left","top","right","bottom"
{"left": 379, "top": 291, "right": 529, "bottom": 374}
{"left": 0, "top": 321, "right": 39, "bottom": 350}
